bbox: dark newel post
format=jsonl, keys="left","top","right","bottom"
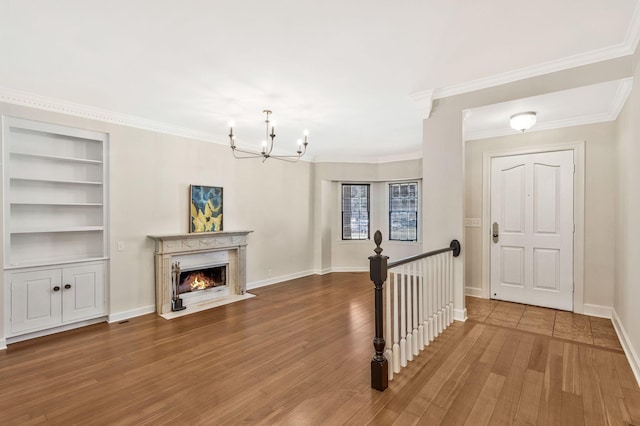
{"left": 369, "top": 230, "right": 388, "bottom": 391}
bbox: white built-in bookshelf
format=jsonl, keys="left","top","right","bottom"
{"left": 2, "top": 117, "right": 109, "bottom": 338}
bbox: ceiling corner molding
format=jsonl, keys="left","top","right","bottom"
{"left": 609, "top": 77, "right": 634, "bottom": 119}
{"left": 409, "top": 89, "right": 434, "bottom": 119}
{"left": 313, "top": 150, "right": 422, "bottom": 164}
{"left": 433, "top": 4, "right": 640, "bottom": 101}
{"left": 0, "top": 86, "right": 228, "bottom": 146}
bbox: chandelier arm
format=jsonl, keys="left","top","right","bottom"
{"left": 231, "top": 147, "right": 267, "bottom": 159}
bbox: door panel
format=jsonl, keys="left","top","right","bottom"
{"left": 490, "top": 150, "right": 574, "bottom": 310}
{"left": 62, "top": 263, "right": 105, "bottom": 322}
{"left": 9, "top": 269, "right": 62, "bottom": 333}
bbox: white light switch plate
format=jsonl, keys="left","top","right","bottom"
{"left": 464, "top": 218, "right": 481, "bottom": 228}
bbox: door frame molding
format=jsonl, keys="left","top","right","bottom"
{"left": 481, "top": 141, "right": 585, "bottom": 313}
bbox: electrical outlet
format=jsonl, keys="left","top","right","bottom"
{"left": 267, "top": 269, "right": 272, "bottom": 277}
{"left": 117, "top": 241, "right": 125, "bottom": 251}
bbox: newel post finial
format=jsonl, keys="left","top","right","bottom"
{"left": 373, "top": 230, "right": 383, "bottom": 255}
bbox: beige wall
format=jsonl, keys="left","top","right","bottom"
{"left": 614, "top": 53, "right": 640, "bottom": 381}
{"left": 421, "top": 54, "right": 633, "bottom": 320}
{"left": 312, "top": 160, "right": 423, "bottom": 271}
{"left": 464, "top": 122, "right": 617, "bottom": 309}
{"left": 0, "top": 102, "right": 315, "bottom": 337}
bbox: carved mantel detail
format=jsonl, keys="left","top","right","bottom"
{"left": 148, "top": 231, "right": 253, "bottom": 315}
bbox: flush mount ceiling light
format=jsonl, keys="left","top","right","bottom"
{"left": 229, "top": 110, "right": 309, "bottom": 162}
{"left": 510, "top": 111, "right": 537, "bottom": 132}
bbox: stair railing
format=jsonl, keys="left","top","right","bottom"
{"left": 369, "top": 230, "right": 461, "bottom": 391}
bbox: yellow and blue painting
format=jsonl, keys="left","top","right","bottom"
{"left": 190, "top": 185, "right": 223, "bottom": 232}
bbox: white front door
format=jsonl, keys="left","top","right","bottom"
{"left": 490, "top": 150, "right": 574, "bottom": 311}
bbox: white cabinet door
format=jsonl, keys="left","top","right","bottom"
{"left": 62, "top": 263, "right": 105, "bottom": 322}
{"left": 9, "top": 269, "right": 62, "bottom": 334}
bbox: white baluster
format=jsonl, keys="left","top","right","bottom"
{"left": 443, "top": 254, "right": 449, "bottom": 328}
{"left": 385, "top": 270, "right": 393, "bottom": 381}
{"left": 392, "top": 272, "right": 400, "bottom": 374}
{"left": 406, "top": 266, "right": 413, "bottom": 362}
{"left": 449, "top": 250, "right": 454, "bottom": 325}
{"left": 400, "top": 268, "right": 407, "bottom": 367}
{"left": 422, "top": 258, "right": 429, "bottom": 346}
{"left": 417, "top": 259, "right": 424, "bottom": 351}
{"left": 429, "top": 256, "right": 435, "bottom": 341}
{"left": 437, "top": 254, "right": 443, "bottom": 335}
{"left": 412, "top": 263, "right": 419, "bottom": 356}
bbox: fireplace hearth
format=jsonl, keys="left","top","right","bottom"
{"left": 149, "top": 231, "right": 252, "bottom": 315}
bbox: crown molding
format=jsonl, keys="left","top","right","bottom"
{"left": 609, "top": 77, "right": 634, "bottom": 117}
{"left": 465, "top": 77, "right": 633, "bottom": 141}
{"left": 312, "top": 150, "right": 422, "bottom": 164}
{"left": 409, "top": 89, "right": 434, "bottom": 119}
{"left": 0, "top": 86, "right": 228, "bottom": 145}
{"left": 431, "top": 2, "right": 640, "bottom": 101}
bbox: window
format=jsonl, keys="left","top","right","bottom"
{"left": 389, "top": 182, "right": 418, "bottom": 241}
{"left": 342, "top": 184, "right": 370, "bottom": 240}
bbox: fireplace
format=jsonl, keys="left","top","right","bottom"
{"left": 178, "top": 265, "right": 227, "bottom": 294}
{"left": 149, "top": 231, "right": 252, "bottom": 315}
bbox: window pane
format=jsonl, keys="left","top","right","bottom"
{"left": 342, "top": 184, "right": 369, "bottom": 240}
{"left": 389, "top": 182, "right": 418, "bottom": 241}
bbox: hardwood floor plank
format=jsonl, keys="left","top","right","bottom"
{"left": 560, "top": 391, "right": 585, "bottom": 426}
{"left": 578, "top": 346, "right": 608, "bottom": 426}
{"left": 536, "top": 339, "right": 563, "bottom": 426}
{"left": 0, "top": 273, "right": 638, "bottom": 426}
{"left": 463, "top": 372, "right": 506, "bottom": 426}
{"left": 514, "top": 369, "right": 544, "bottom": 424}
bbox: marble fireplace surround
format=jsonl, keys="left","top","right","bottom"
{"left": 149, "top": 231, "right": 252, "bottom": 315}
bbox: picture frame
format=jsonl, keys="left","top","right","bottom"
{"left": 189, "top": 185, "right": 223, "bottom": 233}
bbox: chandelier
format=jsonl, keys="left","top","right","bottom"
{"left": 229, "top": 110, "right": 309, "bottom": 162}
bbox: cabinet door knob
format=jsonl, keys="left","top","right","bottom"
{"left": 53, "top": 286, "right": 61, "bottom": 292}
{"left": 64, "top": 284, "right": 72, "bottom": 289}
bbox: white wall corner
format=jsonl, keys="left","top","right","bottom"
{"left": 0, "top": 338, "right": 6, "bottom": 350}
{"left": 582, "top": 303, "right": 613, "bottom": 319}
{"left": 313, "top": 268, "right": 333, "bottom": 275}
{"left": 409, "top": 89, "right": 434, "bottom": 120}
{"left": 612, "top": 309, "right": 640, "bottom": 388}
{"left": 465, "top": 286, "right": 483, "bottom": 298}
{"left": 454, "top": 308, "right": 467, "bottom": 322}
{"left": 108, "top": 305, "right": 156, "bottom": 323}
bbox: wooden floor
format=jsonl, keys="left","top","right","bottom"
{"left": 1, "top": 273, "right": 639, "bottom": 425}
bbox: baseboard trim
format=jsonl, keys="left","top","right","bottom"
{"left": 108, "top": 305, "right": 156, "bottom": 323}
{"left": 582, "top": 303, "right": 613, "bottom": 319}
{"left": 454, "top": 308, "right": 467, "bottom": 322}
{"left": 328, "top": 266, "right": 369, "bottom": 273}
{"left": 465, "top": 287, "right": 483, "bottom": 298}
{"left": 312, "top": 268, "right": 333, "bottom": 275}
{"left": 247, "top": 270, "right": 315, "bottom": 290}
{"left": 0, "top": 338, "right": 6, "bottom": 350}
{"left": 5, "top": 317, "right": 107, "bottom": 345}
{"left": 612, "top": 309, "right": 640, "bottom": 388}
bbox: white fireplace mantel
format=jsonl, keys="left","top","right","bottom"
{"left": 148, "top": 231, "right": 253, "bottom": 315}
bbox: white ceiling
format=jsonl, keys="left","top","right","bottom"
{"left": 0, "top": 1, "right": 639, "bottom": 162}
{"left": 464, "top": 78, "right": 634, "bottom": 141}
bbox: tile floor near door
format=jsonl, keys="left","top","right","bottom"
{"left": 466, "top": 296, "right": 623, "bottom": 351}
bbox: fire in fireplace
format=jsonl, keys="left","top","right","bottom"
{"left": 178, "top": 265, "right": 227, "bottom": 294}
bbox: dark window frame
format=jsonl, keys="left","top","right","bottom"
{"left": 341, "top": 183, "right": 370, "bottom": 240}
{"left": 388, "top": 181, "right": 419, "bottom": 242}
